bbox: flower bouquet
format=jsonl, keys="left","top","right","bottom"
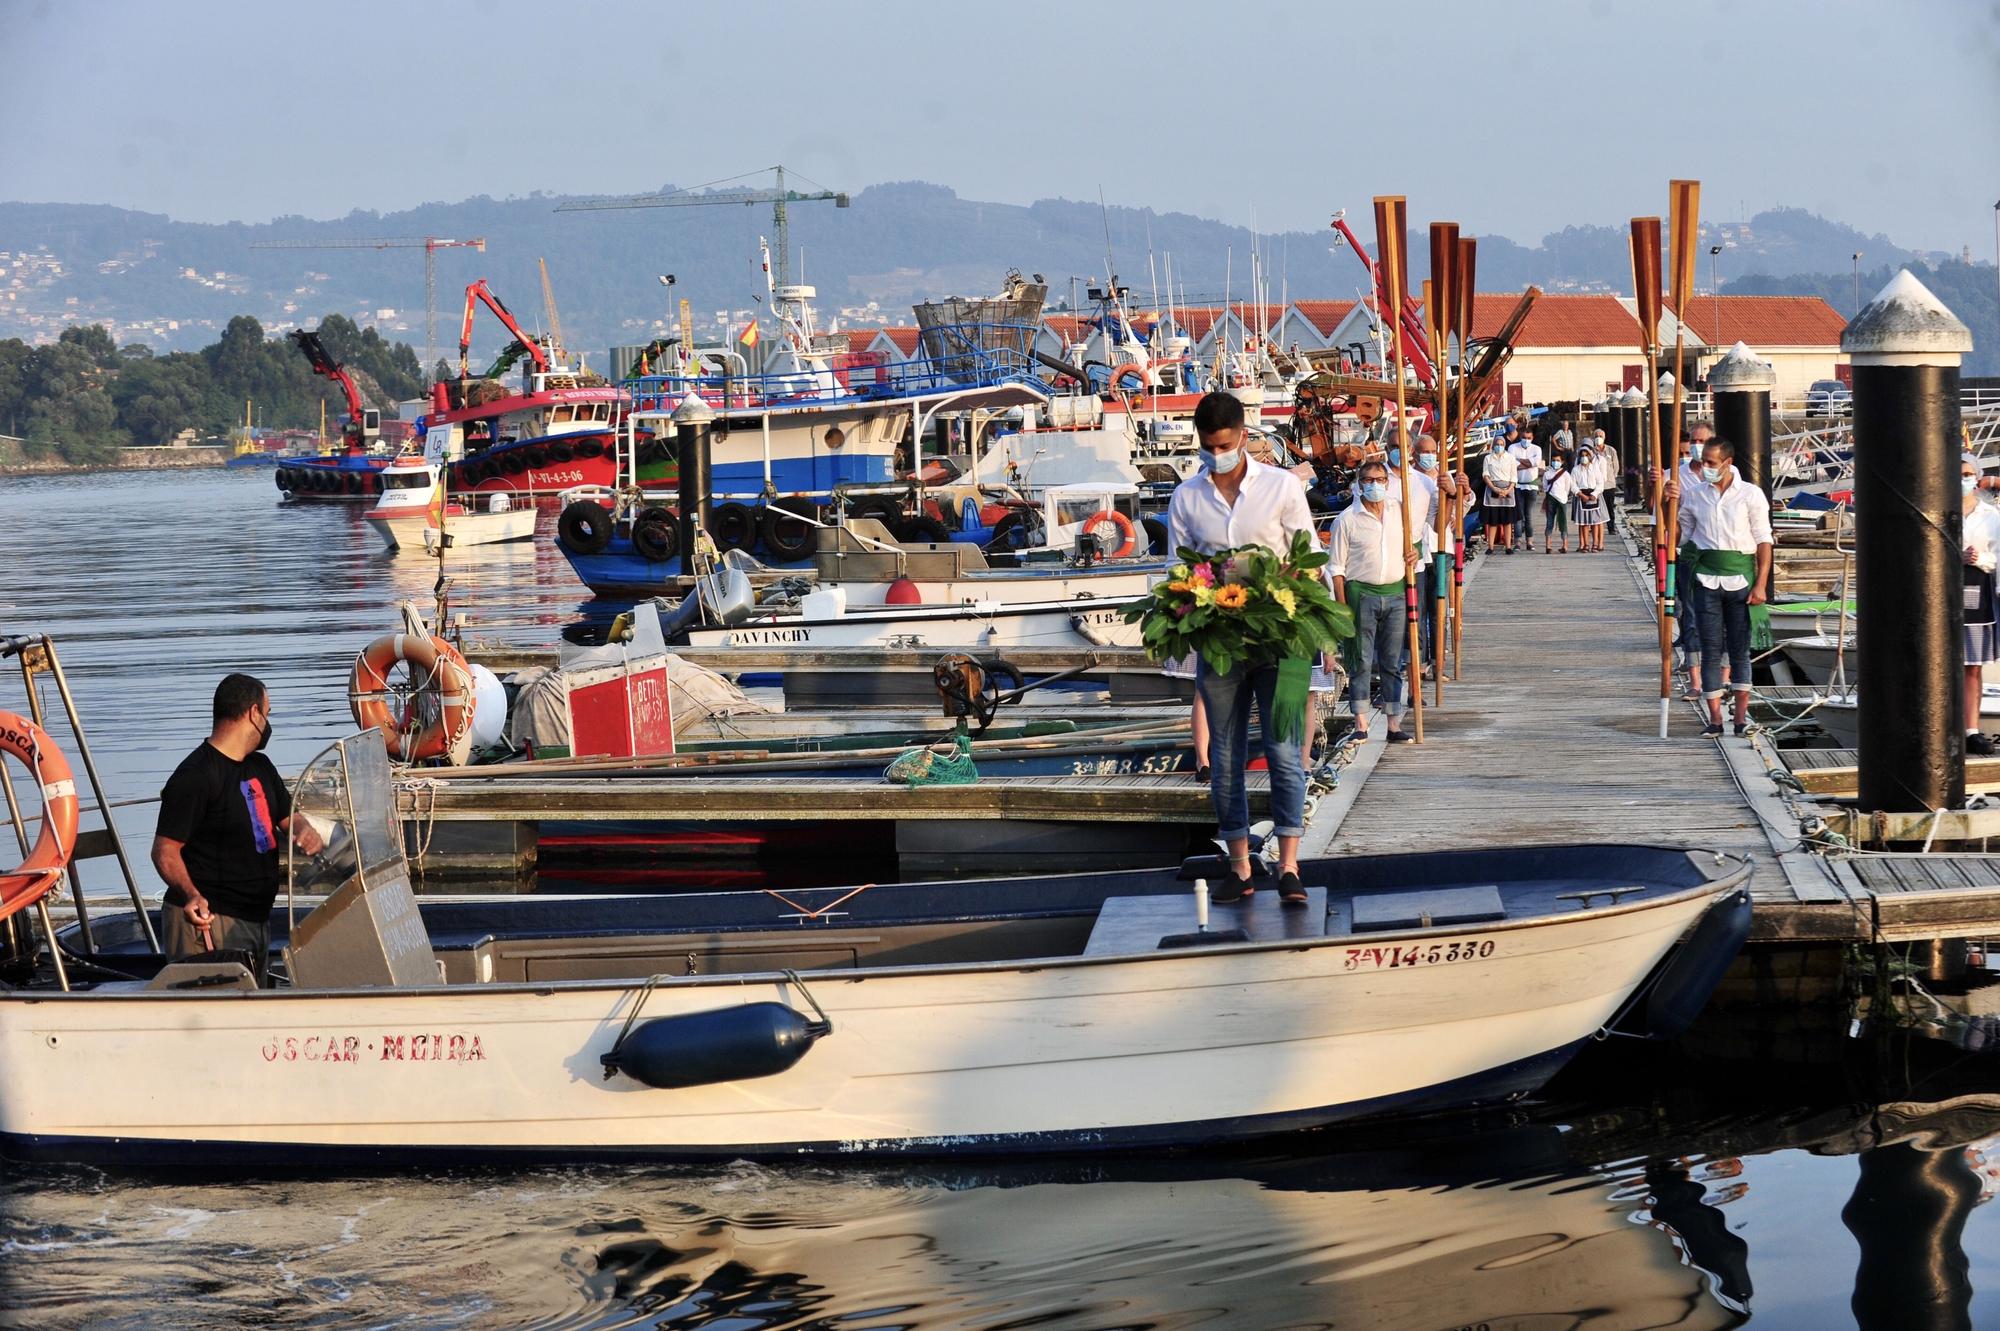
{"left": 1121, "top": 529, "right": 1354, "bottom": 742}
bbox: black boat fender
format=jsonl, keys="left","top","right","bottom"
{"left": 1641, "top": 886, "right": 1752, "bottom": 1039}
{"left": 709, "top": 502, "right": 757, "bottom": 553}
{"left": 759, "top": 499, "right": 819, "bottom": 562}
{"left": 558, "top": 499, "right": 614, "bottom": 555}
{"left": 631, "top": 506, "right": 680, "bottom": 561}
{"left": 601, "top": 971, "right": 833, "bottom": 1089}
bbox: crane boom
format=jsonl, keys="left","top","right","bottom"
{"left": 287, "top": 328, "right": 372, "bottom": 449}
{"left": 458, "top": 279, "right": 550, "bottom": 378}
{"left": 555, "top": 165, "right": 848, "bottom": 292}
{"left": 538, "top": 258, "right": 565, "bottom": 364}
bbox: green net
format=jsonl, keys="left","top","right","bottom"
{"left": 885, "top": 733, "right": 979, "bottom": 786}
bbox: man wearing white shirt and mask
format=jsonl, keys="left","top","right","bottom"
{"left": 1663, "top": 437, "right": 1773, "bottom": 737}
{"left": 1330, "top": 457, "right": 1421, "bottom": 744}
{"left": 1166, "top": 392, "right": 1316, "bottom": 906}
{"left": 1508, "top": 425, "right": 1545, "bottom": 552}
{"left": 1386, "top": 433, "right": 1458, "bottom": 672}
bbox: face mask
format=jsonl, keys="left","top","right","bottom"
{"left": 1966, "top": 477, "right": 1980, "bottom": 496}
{"left": 1360, "top": 481, "right": 1387, "bottom": 503}
{"left": 1417, "top": 453, "right": 1437, "bottom": 472}
{"left": 1701, "top": 465, "right": 1724, "bottom": 484}
{"left": 255, "top": 711, "right": 273, "bottom": 752}
{"left": 1387, "top": 447, "right": 1402, "bottom": 467}
{"left": 1200, "top": 447, "right": 1242, "bottom": 476}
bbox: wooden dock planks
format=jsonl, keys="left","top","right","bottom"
{"left": 1301, "top": 537, "right": 1806, "bottom": 935}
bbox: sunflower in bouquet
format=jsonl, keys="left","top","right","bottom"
{"left": 1122, "top": 529, "right": 1354, "bottom": 741}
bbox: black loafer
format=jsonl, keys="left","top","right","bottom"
{"left": 1702, "top": 722, "right": 1725, "bottom": 737}
{"left": 1386, "top": 729, "right": 1415, "bottom": 744}
{"left": 1277, "top": 871, "right": 1308, "bottom": 907}
{"left": 1195, "top": 764, "right": 1212, "bottom": 782}
{"left": 1211, "top": 874, "right": 1255, "bottom": 904}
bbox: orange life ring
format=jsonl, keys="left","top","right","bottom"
{"left": 1081, "top": 508, "right": 1137, "bottom": 558}
{"left": 0, "top": 710, "right": 80, "bottom": 923}
{"left": 347, "top": 633, "right": 475, "bottom": 763}
{"left": 1106, "top": 364, "right": 1149, "bottom": 393}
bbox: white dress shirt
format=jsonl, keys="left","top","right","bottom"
{"left": 1328, "top": 496, "right": 1412, "bottom": 586}
{"left": 1482, "top": 448, "right": 1516, "bottom": 498}
{"left": 1510, "top": 440, "right": 1544, "bottom": 491}
{"left": 1387, "top": 468, "right": 1453, "bottom": 557}
{"left": 1677, "top": 467, "right": 1774, "bottom": 590}
{"left": 1167, "top": 457, "right": 1319, "bottom": 558}
{"left": 1966, "top": 500, "right": 2000, "bottom": 574}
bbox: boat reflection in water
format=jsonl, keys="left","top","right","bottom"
{"left": 0, "top": 1122, "right": 1756, "bottom": 1330}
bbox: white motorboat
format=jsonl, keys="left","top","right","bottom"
{"left": 0, "top": 735, "right": 1751, "bottom": 1163}
{"left": 683, "top": 576, "right": 1147, "bottom": 652}
{"left": 363, "top": 457, "right": 536, "bottom": 553}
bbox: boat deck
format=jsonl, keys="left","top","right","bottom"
{"left": 1296, "top": 526, "right": 1908, "bottom": 942}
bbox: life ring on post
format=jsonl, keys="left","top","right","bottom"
{"left": 0, "top": 711, "right": 80, "bottom": 923}
{"left": 1081, "top": 509, "right": 1137, "bottom": 558}
{"left": 348, "top": 634, "right": 475, "bottom": 763}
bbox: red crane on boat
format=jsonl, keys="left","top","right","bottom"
{"left": 457, "top": 279, "right": 551, "bottom": 380}
{"left": 287, "top": 328, "right": 378, "bottom": 452}
{"left": 1330, "top": 211, "right": 1437, "bottom": 388}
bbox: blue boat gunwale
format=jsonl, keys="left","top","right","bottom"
{"left": 27, "top": 846, "right": 1751, "bottom": 1003}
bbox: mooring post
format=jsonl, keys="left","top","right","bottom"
{"left": 1844, "top": 270, "right": 1974, "bottom": 813}
{"left": 1619, "top": 387, "right": 1648, "bottom": 504}
{"left": 673, "top": 390, "right": 716, "bottom": 568}
{"left": 1710, "top": 341, "right": 1777, "bottom": 499}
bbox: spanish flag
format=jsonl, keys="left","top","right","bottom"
{"left": 738, "top": 320, "right": 760, "bottom": 348}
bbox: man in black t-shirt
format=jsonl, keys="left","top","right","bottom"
{"left": 152, "top": 673, "right": 323, "bottom": 981}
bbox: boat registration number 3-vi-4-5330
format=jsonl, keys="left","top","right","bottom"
{"left": 1343, "top": 939, "right": 1497, "bottom": 970}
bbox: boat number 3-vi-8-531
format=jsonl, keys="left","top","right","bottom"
{"left": 1343, "top": 939, "right": 1497, "bottom": 970}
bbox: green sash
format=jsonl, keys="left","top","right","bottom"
{"left": 1270, "top": 657, "right": 1313, "bottom": 746}
{"left": 1693, "top": 549, "right": 1756, "bottom": 579}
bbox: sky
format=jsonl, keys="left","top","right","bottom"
{"left": 4, "top": 0, "right": 1998, "bottom": 256}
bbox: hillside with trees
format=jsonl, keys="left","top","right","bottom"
{"left": 0, "top": 315, "right": 422, "bottom": 463}
{"left": 1724, "top": 256, "right": 1998, "bottom": 377}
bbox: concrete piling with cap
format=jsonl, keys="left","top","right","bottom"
{"left": 1709, "top": 342, "right": 1777, "bottom": 499}
{"left": 1843, "top": 270, "right": 1976, "bottom": 813}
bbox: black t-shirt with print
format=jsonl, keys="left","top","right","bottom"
{"left": 156, "top": 742, "right": 293, "bottom": 921}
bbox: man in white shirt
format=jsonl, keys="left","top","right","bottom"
{"left": 1391, "top": 434, "right": 1459, "bottom": 672}
{"left": 1664, "top": 437, "right": 1773, "bottom": 736}
{"left": 1166, "top": 392, "right": 1315, "bottom": 904}
{"left": 1594, "top": 427, "right": 1620, "bottom": 533}
{"left": 1329, "top": 457, "right": 1421, "bottom": 744}
{"left": 1508, "top": 426, "right": 1546, "bottom": 552}
{"left": 1673, "top": 421, "right": 1716, "bottom": 685}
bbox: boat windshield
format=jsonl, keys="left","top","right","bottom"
{"left": 287, "top": 733, "right": 407, "bottom": 899}
{"left": 383, "top": 471, "right": 433, "bottom": 490}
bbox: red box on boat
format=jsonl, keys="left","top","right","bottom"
{"left": 566, "top": 658, "right": 675, "bottom": 759}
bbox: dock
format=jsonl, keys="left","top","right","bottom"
{"left": 1294, "top": 525, "right": 1991, "bottom": 944}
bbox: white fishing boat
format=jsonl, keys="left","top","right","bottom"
{"left": 363, "top": 457, "right": 535, "bottom": 553}
{"left": 0, "top": 734, "right": 1751, "bottom": 1163}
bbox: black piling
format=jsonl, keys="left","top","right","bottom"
{"left": 1845, "top": 270, "right": 1975, "bottom": 812}
{"left": 1599, "top": 397, "right": 1628, "bottom": 500}
{"left": 673, "top": 393, "right": 716, "bottom": 565}
{"left": 1618, "top": 388, "right": 1648, "bottom": 486}
{"left": 1710, "top": 342, "right": 1776, "bottom": 498}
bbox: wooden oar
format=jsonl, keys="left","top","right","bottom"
{"left": 1630, "top": 216, "right": 1670, "bottom": 736}
{"left": 1428, "top": 222, "right": 1460, "bottom": 701}
{"left": 1375, "top": 196, "right": 1422, "bottom": 742}
{"left": 1454, "top": 236, "right": 1477, "bottom": 679}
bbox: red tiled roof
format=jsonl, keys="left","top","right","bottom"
{"left": 860, "top": 326, "right": 921, "bottom": 356}
{"left": 1041, "top": 314, "right": 1090, "bottom": 342}
{"left": 1289, "top": 300, "right": 1357, "bottom": 336}
{"left": 1467, "top": 293, "right": 1643, "bottom": 349}
{"left": 1678, "top": 295, "right": 1845, "bottom": 347}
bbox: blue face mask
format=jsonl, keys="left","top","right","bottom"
{"left": 1701, "top": 465, "right": 1724, "bottom": 484}
{"left": 1386, "top": 446, "right": 1401, "bottom": 467}
{"left": 1200, "top": 446, "right": 1243, "bottom": 476}
{"left": 1360, "top": 481, "right": 1387, "bottom": 504}
{"left": 1417, "top": 453, "right": 1438, "bottom": 471}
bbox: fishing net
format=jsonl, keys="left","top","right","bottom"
{"left": 885, "top": 733, "right": 979, "bottom": 786}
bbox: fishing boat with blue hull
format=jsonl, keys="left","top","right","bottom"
{"left": 0, "top": 734, "right": 1751, "bottom": 1164}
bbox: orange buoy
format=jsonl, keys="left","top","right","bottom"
{"left": 884, "top": 577, "right": 922, "bottom": 606}
{"left": 0, "top": 710, "right": 81, "bottom": 923}
{"left": 348, "top": 633, "right": 475, "bottom": 763}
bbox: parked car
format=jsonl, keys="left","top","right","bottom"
{"left": 1806, "top": 378, "right": 1853, "bottom": 418}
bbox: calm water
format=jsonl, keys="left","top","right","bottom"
{"left": 5, "top": 469, "right": 2000, "bottom": 1328}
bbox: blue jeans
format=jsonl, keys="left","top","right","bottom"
{"left": 1513, "top": 489, "right": 1539, "bottom": 542}
{"left": 1197, "top": 660, "right": 1307, "bottom": 840}
{"left": 1676, "top": 557, "right": 1701, "bottom": 666}
{"left": 1347, "top": 590, "right": 1408, "bottom": 723}
{"left": 1697, "top": 582, "right": 1752, "bottom": 699}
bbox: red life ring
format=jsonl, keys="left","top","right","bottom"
{"left": 1081, "top": 509, "right": 1137, "bottom": 558}
{"left": 0, "top": 710, "right": 80, "bottom": 923}
{"left": 347, "top": 634, "right": 475, "bottom": 763}
{"left": 1107, "top": 364, "right": 1149, "bottom": 393}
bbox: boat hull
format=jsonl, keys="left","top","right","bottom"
{"left": 366, "top": 508, "right": 538, "bottom": 553}
{"left": 0, "top": 880, "right": 1725, "bottom": 1159}
{"left": 685, "top": 597, "right": 1146, "bottom": 651}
